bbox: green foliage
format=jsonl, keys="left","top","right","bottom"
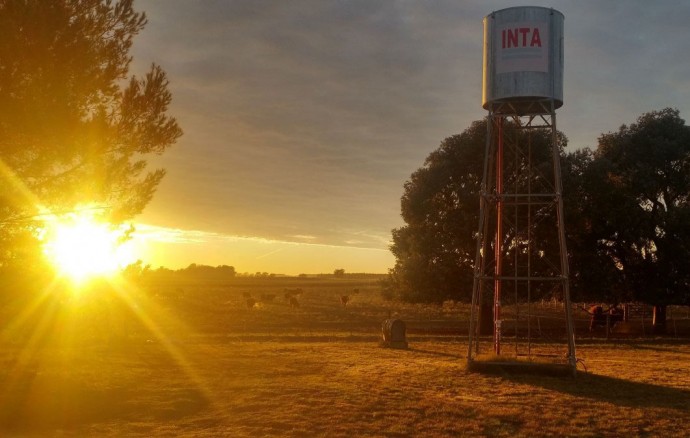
{"left": 562, "top": 149, "right": 630, "bottom": 303}
{"left": 387, "top": 119, "right": 559, "bottom": 303}
{"left": 143, "top": 263, "right": 237, "bottom": 282}
{"left": 121, "top": 259, "right": 151, "bottom": 283}
{"left": 0, "top": 0, "right": 181, "bottom": 267}
{"left": 390, "top": 109, "right": 690, "bottom": 307}
{"left": 567, "top": 108, "right": 690, "bottom": 306}
{"left": 386, "top": 121, "right": 485, "bottom": 303}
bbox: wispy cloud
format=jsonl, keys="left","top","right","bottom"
{"left": 130, "top": 0, "right": 690, "bottom": 273}
{"left": 255, "top": 248, "right": 284, "bottom": 260}
{"left": 132, "top": 223, "right": 393, "bottom": 274}
{"left": 289, "top": 234, "right": 318, "bottom": 241}
{"left": 135, "top": 223, "right": 390, "bottom": 252}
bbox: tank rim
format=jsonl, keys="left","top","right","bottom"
{"left": 485, "top": 6, "right": 564, "bottom": 20}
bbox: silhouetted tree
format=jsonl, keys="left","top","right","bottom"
{"left": 122, "top": 259, "right": 151, "bottom": 283}
{"left": 0, "top": 0, "right": 181, "bottom": 267}
{"left": 386, "top": 119, "right": 562, "bottom": 303}
{"left": 179, "top": 263, "right": 236, "bottom": 279}
{"left": 386, "top": 122, "right": 483, "bottom": 303}
{"left": 561, "top": 148, "right": 630, "bottom": 304}
{"left": 567, "top": 109, "right": 690, "bottom": 333}
{"left": 384, "top": 120, "right": 567, "bottom": 302}
{"left": 388, "top": 109, "right": 689, "bottom": 335}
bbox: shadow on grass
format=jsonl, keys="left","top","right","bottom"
{"left": 406, "top": 347, "right": 462, "bottom": 359}
{"left": 503, "top": 371, "right": 690, "bottom": 411}
{"left": 0, "top": 372, "right": 209, "bottom": 432}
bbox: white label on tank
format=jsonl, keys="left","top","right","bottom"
{"left": 495, "top": 21, "right": 549, "bottom": 74}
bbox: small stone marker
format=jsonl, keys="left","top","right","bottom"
{"left": 381, "top": 319, "right": 408, "bottom": 349}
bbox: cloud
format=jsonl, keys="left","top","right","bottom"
{"left": 289, "top": 234, "right": 318, "bottom": 241}
{"left": 131, "top": 0, "right": 690, "bottom": 265}
{"left": 132, "top": 1, "right": 486, "bottom": 246}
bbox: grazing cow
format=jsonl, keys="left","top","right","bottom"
{"left": 246, "top": 297, "right": 257, "bottom": 309}
{"left": 242, "top": 291, "right": 252, "bottom": 299}
{"left": 608, "top": 306, "right": 624, "bottom": 324}
{"left": 340, "top": 295, "right": 350, "bottom": 308}
{"left": 284, "top": 288, "right": 303, "bottom": 302}
{"left": 586, "top": 305, "right": 623, "bottom": 331}
{"left": 260, "top": 293, "right": 276, "bottom": 302}
{"left": 289, "top": 296, "right": 300, "bottom": 308}
{"left": 587, "top": 305, "right": 605, "bottom": 331}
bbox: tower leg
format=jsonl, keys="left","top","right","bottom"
{"left": 468, "top": 105, "right": 577, "bottom": 374}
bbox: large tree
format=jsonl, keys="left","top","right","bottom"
{"left": 387, "top": 121, "right": 484, "bottom": 303}
{"left": 567, "top": 109, "right": 690, "bottom": 332}
{"left": 389, "top": 109, "right": 690, "bottom": 337}
{"left": 560, "top": 148, "right": 630, "bottom": 304}
{"left": 387, "top": 119, "right": 562, "bottom": 303}
{"left": 0, "top": 0, "right": 181, "bottom": 268}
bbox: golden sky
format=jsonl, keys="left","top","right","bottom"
{"left": 125, "top": 0, "right": 690, "bottom": 274}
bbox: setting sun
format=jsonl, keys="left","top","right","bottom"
{"left": 42, "top": 212, "right": 137, "bottom": 282}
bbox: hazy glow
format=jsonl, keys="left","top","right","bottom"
{"left": 134, "top": 223, "right": 394, "bottom": 274}
{"left": 43, "top": 212, "right": 137, "bottom": 282}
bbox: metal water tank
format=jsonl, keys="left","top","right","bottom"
{"left": 482, "top": 6, "right": 564, "bottom": 113}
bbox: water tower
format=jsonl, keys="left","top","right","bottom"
{"left": 467, "top": 7, "right": 577, "bottom": 374}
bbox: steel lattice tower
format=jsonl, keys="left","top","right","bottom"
{"left": 467, "top": 7, "right": 576, "bottom": 374}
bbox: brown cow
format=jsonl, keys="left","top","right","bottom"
{"left": 260, "top": 293, "right": 276, "bottom": 302}
{"left": 586, "top": 304, "right": 623, "bottom": 331}
{"left": 246, "top": 297, "right": 257, "bottom": 309}
{"left": 284, "top": 288, "right": 303, "bottom": 302}
{"left": 340, "top": 295, "right": 350, "bottom": 308}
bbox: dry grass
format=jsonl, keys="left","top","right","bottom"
{"left": 0, "top": 277, "right": 689, "bottom": 436}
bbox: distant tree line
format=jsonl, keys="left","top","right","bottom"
{"left": 124, "top": 265, "right": 385, "bottom": 283}
{"left": 136, "top": 263, "right": 237, "bottom": 281}
{"left": 385, "top": 108, "right": 690, "bottom": 332}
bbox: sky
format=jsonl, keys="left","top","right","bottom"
{"left": 125, "top": 1, "right": 690, "bottom": 275}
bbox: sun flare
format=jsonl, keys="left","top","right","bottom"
{"left": 42, "top": 212, "right": 136, "bottom": 282}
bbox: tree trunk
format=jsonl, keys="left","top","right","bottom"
{"left": 652, "top": 305, "right": 667, "bottom": 335}
{"left": 479, "top": 300, "right": 494, "bottom": 335}
{"left": 623, "top": 303, "right": 629, "bottom": 322}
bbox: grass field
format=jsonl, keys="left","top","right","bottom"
{"left": 1, "top": 276, "right": 689, "bottom": 437}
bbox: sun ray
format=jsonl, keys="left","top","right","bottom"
{"left": 0, "top": 280, "right": 67, "bottom": 403}
{"left": 0, "top": 157, "right": 45, "bottom": 220}
{"left": 106, "top": 276, "right": 217, "bottom": 404}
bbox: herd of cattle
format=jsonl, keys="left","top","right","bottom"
{"left": 236, "top": 290, "right": 639, "bottom": 335}
{"left": 585, "top": 304, "right": 625, "bottom": 331}
{"left": 241, "top": 288, "right": 360, "bottom": 310}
